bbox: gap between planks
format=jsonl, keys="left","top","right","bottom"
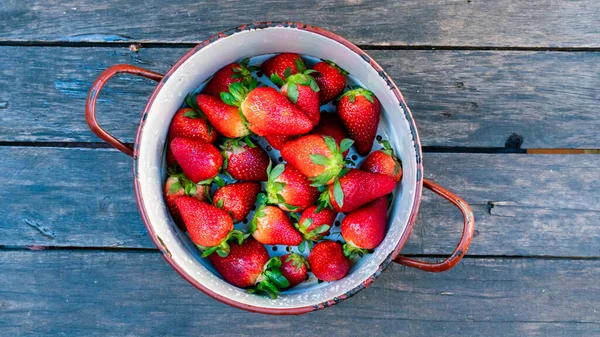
{"left": 0, "top": 142, "right": 598, "bottom": 154}
{"left": 4, "top": 40, "right": 600, "bottom": 52}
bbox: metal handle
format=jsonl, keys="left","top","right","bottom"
{"left": 394, "top": 178, "right": 475, "bottom": 272}
{"left": 85, "top": 64, "right": 163, "bottom": 157}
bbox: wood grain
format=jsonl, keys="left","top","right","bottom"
{"left": 0, "top": 250, "right": 598, "bottom": 337}
{"left": 1, "top": 46, "right": 600, "bottom": 148}
{"left": 2, "top": 0, "right": 600, "bottom": 47}
{"left": 2, "top": 147, "right": 598, "bottom": 257}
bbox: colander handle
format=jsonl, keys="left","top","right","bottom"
{"left": 86, "top": 64, "right": 164, "bottom": 157}
{"left": 394, "top": 179, "right": 475, "bottom": 272}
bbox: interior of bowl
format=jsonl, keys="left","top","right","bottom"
{"left": 135, "top": 25, "right": 421, "bottom": 311}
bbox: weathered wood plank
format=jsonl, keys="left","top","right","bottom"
{"left": 2, "top": 0, "right": 600, "bottom": 47}
{"left": 2, "top": 147, "right": 599, "bottom": 257}
{"left": 0, "top": 250, "right": 598, "bottom": 337}
{"left": 1, "top": 46, "right": 600, "bottom": 148}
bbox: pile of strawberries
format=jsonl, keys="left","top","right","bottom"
{"left": 164, "top": 53, "right": 403, "bottom": 298}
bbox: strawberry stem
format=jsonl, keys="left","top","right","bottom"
{"left": 343, "top": 242, "right": 372, "bottom": 259}
{"left": 247, "top": 257, "right": 290, "bottom": 298}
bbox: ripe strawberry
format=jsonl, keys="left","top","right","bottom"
{"left": 202, "top": 58, "right": 258, "bottom": 97}
{"left": 341, "top": 197, "right": 388, "bottom": 258}
{"left": 168, "top": 107, "right": 218, "bottom": 144}
{"left": 308, "top": 241, "right": 350, "bottom": 282}
{"left": 266, "top": 163, "right": 319, "bottom": 212}
{"left": 175, "top": 196, "right": 245, "bottom": 257}
{"left": 320, "top": 169, "right": 396, "bottom": 213}
{"left": 221, "top": 139, "right": 269, "bottom": 181}
{"left": 280, "top": 134, "right": 353, "bottom": 186}
{"left": 311, "top": 60, "right": 347, "bottom": 104}
{"left": 337, "top": 88, "right": 381, "bottom": 155}
{"left": 262, "top": 53, "right": 306, "bottom": 86}
{"left": 196, "top": 93, "right": 250, "bottom": 138}
{"left": 361, "top": 140, "right": 403, "bottom": 183}
{"left": 279, "top": 70, "right": 321, "bottom": 125}
{"left": 213, "top": 182, "right": 261, "bottom": 223}
{"left": 208, "top": 239, "right": 291, "bottom": 298}
{"left": 281, "top": 253, "right": 308, "bottom": 288}
{"left": 222, "top": 84, "right": 314, "bottom": 136}
{"left": 170, "top": 138, "right": 223, "bottom": 183}
{"left": 264, "top": 134, "right": 297, "bottom": 150}
{"left": 310, "top": 113, "right": 350, "bottom": 156}
{"left": 166, "top": 146, "right": 177, "bottom": 168}
{"left": 251, "top": 204, "right": 303, "bottom": 246}
{"left": 295, "top": 206, "right": 337, "bottom": 242}
{"left": 164, "top": 172, "right": 209, "bottom": 230}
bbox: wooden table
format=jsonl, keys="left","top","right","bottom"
{"left": 1, "top": 1, "right": 599, "bottom": 336}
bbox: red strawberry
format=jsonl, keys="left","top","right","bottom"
{"left": 202, "top": 58, "right": 258, "bottom": 97}
{"left": 310, "top": 113, "right": 350, "bottom": 156}
{"left": 281, "top": 253, "right": 308, "bottom": 288}
{"left": 213, "top": 182, "right": 261, "bottom": 223}
{"left": 250, "top": 204, "right": 303, "bottom": 246}
{"left": 166, "top": 146, "right": 177, "bottom": 168}
{"left": 361, "top": 140, "right": 403, "bottom": 183}
{"left": 280, "top": 71, "right": 321, "bottom": 125}
{"left": 311, "top": 61, "right": 347, "bottom": 104}
{"left": 266, "top": 164, "right": 319, "bottom": 212}
{"left": 337, "top": 88, "right": 381, "bottom": 156}
{"left": 264, "top": 134, "right": 297, "bottom": 150}
{"left": 221, "top": 139, "right": 269, "bottom": 181}
{"left": 308, "top": 241, "right": 350, "bottom": 282}
{"left": 208, "top": 239, "right": 291, "bottom": 298}
{"left": 341, "top": 197, "right": 388, "bottom": 258}
{"left": 261, "top": 53, "right": 306, "bottom": 86}
{"left": 320, "top": 169, "right": 396, "bottom": 213}
{"left": 196, "top": 94, "right": 250, "bottom": 138}
{"left": 168, "top": 107, "right": 218, "bottom": 144}
{"left": 164, "top": 174, "right": 209, "bottom": 230}
{"left": 225, "top": 85, "right": 313, "bottom": 136}
{"left": 176, "top": 196, "right": 244, "bottom": 257}
{"left": 280, "top": 134, "right": 352, "bottom": 186}
{"left": 170, "top": 138, "right": 223, "bottom": 183}
{"left": 295, "top": 206, "right": 337, "bottom": 242}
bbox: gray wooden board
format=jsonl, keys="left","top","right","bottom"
{"left": 2, "top": 0, "right": 600, "bottom": 47}
{"left": 1, "top": 46, "right": 600, "bottom": 148}
{"left": 2, "top": 147, "right": 599, "bottom": 257}
{"left": 0, "top": 250, "right": 598, "bottom": 337}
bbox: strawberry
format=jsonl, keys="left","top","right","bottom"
{"left": 169, "top": 106, "right": 217, "bottom": 144}
{"left": 213, "top": 182, "right": 261, "bottom": 223}
{"left": 250, "top": 204, "right": 303, "bottom": 246}
{"left": 279, "top": 70, "right": 321, "bottom": 125}
{"left": 280, "top": 253, "right": 308, "bottom": 289}
{"left": 311, "top": 60, "right": 347, "bottom": 105}
{"left": 164, "top": 171, "right": 209, "bottom": 230}
{"left": 361, "top": 140, "right": 403, "bottom": 183}
{"left": 175, "top": 196, "right": 245, "bottom": 257}
{"left": 196, "top": 93, "right": 250, "bottom": 138}
{"left": 261, "top": 53, "right": 306, "bottom": 86}
{"left": 166, "top": 146, "right": 177, "bottom": 168}
{"left": 319, "top": 169, "right": 396, "bottom": 213}
{"left": 266, "top": 163, "right": 319, "bottom": 212}
{"left": 170, "top": 138, "right": 223, "bottom": 183}
{"left": 337, "top": 88, "right": 381, "bottom": 156}
{"left": 221, "top": 139, "right": 269, "bottom": 181}
{"left": 310, "top": 113, "right": 350, "bottom": 156}
{"left": 222, "top": 84, "right": 314, "bottom": 136}
{"left": 295, "top": 206, "right": 337, "bottom": 242}
{"left": 308, "top": 241, "right": 351, "bottom": 282}
{"left": 280, "top": 134, "right": 353, "bottom": 186}
{"left": 341, "top": 197, "right": 388, "bottom": 258}
{"left": 202, "top": 58, "right": 258, "bottom": 97}
{"left": 264, "top": 134, "right": 297, "bottom": 150}
{"left": 208, "top": 239, "right": 291, "bottom": 298}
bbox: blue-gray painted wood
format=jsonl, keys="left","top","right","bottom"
{"left": 0, "top": 250, "right": 598, "bottom": 337}
{"left": 2, "top": 147, "right": 599, "bottom": 257}
{"left": 2, "top": 1, "right": 600, "bottom": 47}
{"left": 1, "top": 46, "right": 600, "bottom": 148}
